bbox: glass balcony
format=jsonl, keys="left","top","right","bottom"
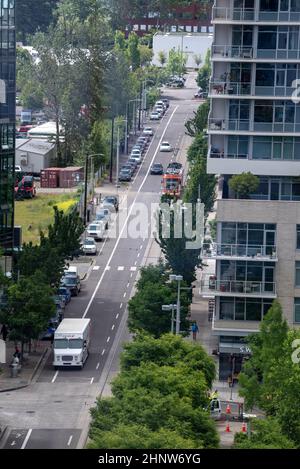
{"left": 201, "top": 276, "right": 277, "bottom": 298}
{"left": 212, "top": 45, "right": 253, "bottom": 59}
{"left": 210, "top": 80, "right": 251, "bottom": 96}
{"left": 208, "top": 118, "right": 300, "bottom": 134}
{"left": 212, "top": 7, "right": 300, "bottom": 22}
{"left": 212, "top": 7, "right": 255, "bottom": 22}
{"left": 212, "top": 45, "right": 300, "bottom": 61}
{"left": 202, "top": 243, "right": 277, "bottom": 261}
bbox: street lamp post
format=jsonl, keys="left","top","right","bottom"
{"left": 162, "top": 304, "right": 177, "bottom": 333}
{"left": 169, "top": 274, "right": 183, "bottom": 335}
{"left": 83, "top": 153, "right": 104, "bottom": 226}
{"left": 115, "top": 118, "right": 127, "bottom": 187}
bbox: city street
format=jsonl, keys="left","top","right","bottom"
{"left": 0, "top": 73, "right": 200, "bottom": 449}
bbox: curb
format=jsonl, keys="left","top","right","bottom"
{"left": 0, "top": 346, "right": 49, "bottom": 393}
{"left": 0, "top": 426, "right": 8, "bottom": 445}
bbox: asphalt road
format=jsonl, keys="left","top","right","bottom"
{"left": 0, "top": 73, "right": 201, "bottom": 449}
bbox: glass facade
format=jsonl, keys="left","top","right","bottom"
{"left": 219, "top": 297, "right": 272, "bottom": 321}
{"left": 0, "top": 0, "right": 15, "bottom": 255}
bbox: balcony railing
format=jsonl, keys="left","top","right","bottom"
{"left": 210, "top": 80, "right": 251, "bottom": 96}
{"left": 212, "top": 45, "right": 300, "bottom": 61}
{"left": 209, "top": 146, "right": 248, "bottom": 159}
{"left": 208, "top": 118, "right": 300, "bottom": 134}
{"left": 212, "top": 45, "right": 253, "bottom": 59}
{"left": 212, "top": 7, "right": 300, "bottom": 22}
{"left": 201, "top": 277, "right": 277, "bottom": 297}
{"left": 203, "top": 243, "right": 277, "bottom": 260}
{"left": 212, "top": 7, "right": 255, "bottom": 21}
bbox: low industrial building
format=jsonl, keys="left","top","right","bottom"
{"left": 16, "top": 138, "right": 56, "bottom": 175}
{"left": 152, "top": 32, "right": 213, "bottom": 69}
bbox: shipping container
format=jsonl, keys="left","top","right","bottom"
{"left": 40, "top": 167, "right": 61, "bottom": 188}
{"left": 59, "top": 166, "right": 84, "bottom": 188}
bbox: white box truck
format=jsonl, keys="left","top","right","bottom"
{"left": 53, "top": 318, "right": 91, "bottom": 369}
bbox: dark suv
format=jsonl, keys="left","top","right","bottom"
{"left": 60, "top": 275, "right": 81, "bottom": 296}
{"left": 102, "top": 195, "right": 119, "bottom": 212}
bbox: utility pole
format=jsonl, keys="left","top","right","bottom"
{"left": 138, "top": 82, "right": 143, "bottom": 131}
{"left": 83, "top": 155, "right": 89, "bottom": 225}
{"left": 125, "top": 102, "right": 129, "bottom": 155}
{"left": 116, "top": 126, "right": 120, "bottom": 188}
{"left": 110, "top": 117, "right": 115, "bottom": 183}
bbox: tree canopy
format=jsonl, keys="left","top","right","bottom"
{"left": 89, "top": 334, "right": 218, "bottom": 449}
{"left": 238, "top": 301, "right": 300, "bottom": 447}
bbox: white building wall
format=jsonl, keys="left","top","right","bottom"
{"left": 152, "top": 33, "right": 213, "bottom": 69}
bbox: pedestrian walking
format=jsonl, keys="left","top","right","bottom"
{"left": 13, "top": 346, "right": 21, "bottom": 359}
{"left": 191, "top": 322, "right": 199, "bottom": 341}
{"left": 1, "top": 324, "right": 8, "bottom": 341}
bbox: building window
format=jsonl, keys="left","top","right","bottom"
{"left": 296, "top": 261, "right": 300, "bottom": 286}
{"left": 294, "top": 298, "right": 300, "bottom": 322}
{"left": 297, "top": 226, "right": 300, "bottom": 249}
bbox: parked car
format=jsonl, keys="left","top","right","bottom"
{"left": 102, "top": 195, "right": 119, "bottom": 212}
{"left": 162, "top": 99, "right": 169, "bottom": 109}
{"left": 125, "top": 161, "right": 137, "bottom": 174}
{"left": 127, "top": 158, "right": 138, "bottom": 170}
{"left": 131, "top": 148, "right": 142, "bottom": 158}
{"left": 150, "top": 112, "right": 160, "bottom": 120}
{"left": 121, "top": 164, "right": 135, "bottom": 176}
{"left": 130, "top": 154, "right": 142, "bottom": 165}
{"left": 95, "top": 207, "right": 111, "bottom": 228}
{"left": 132, "top": 144, "right": 145, "bottom": 154}
{"left": 60, "top": 274, "right": 81, "bottom": 296}
{"left": 86, "top": 221, "right": 106, "bottom": 241}
{"left": 58, "top": 286, "right": 71, "bottom": 304}
{"left": 82, "top": 237, "right": 97, "bottom": 255}
{"left": 143, "top": 127, "right": 153, "bottom": 136}
{"left": 195, "top": 89, "right": 208, "bottom": 99}
{"left": 154, "top": 108, "right": 164, "bottom": 118}
{"left": 160, "top": 141, "right": 173, "bottom": 152}
{"left": 119, "top": 168, "right": 132, "bottom": 182}
{"left": 150, "top": 163, "right": 164, "bottom": 175}
{"left": 155, "top": 100, "right": 166, "bottom": 110}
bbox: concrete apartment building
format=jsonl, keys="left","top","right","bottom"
{"left": 0, "top": 0, "right": 15, "bottom": 274}
{"left": 203, "top": 0, "right": 300, "bottom": 379}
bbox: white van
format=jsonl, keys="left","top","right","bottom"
{"left": 53, "top": 318, "right": 91, "bottom": 369}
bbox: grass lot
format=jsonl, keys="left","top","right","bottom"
{"left": 15, "top": 193, "right": 79, "bottom": 245}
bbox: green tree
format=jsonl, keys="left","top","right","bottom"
{"left": 89, "top": 332, "right": 218, "bottom": 449}
{"left": 139, "top": 44, "right": 154, "bottom": 67}
{"left": 127, "top": 32, "right": 141, "bottom": 70}
{"left": 158, "top": 50, "right": 167, "bottom": 67}
{"left": 156, "top": 207, "right": 201, "bottom": 285}
{"left": 193, "top": 53, "right": 202, "bottom": 68}
{"left": 167, "top": 48, "right": 187, "bottom": 77}
{"left": 229, "top": 172, "right": 260, "bottom": 199}
{"left": 233, "top": 418, "right": 295, "bottom": 449}
{"left": 47, "top": 206, "right": 84, "bottom": 260}
{"left": 185, "top": 101, "right": 210, "bottom": 137}
{"left": 239, "top": 301, "right": 288, "bottom": 411}
{"left": 16, "top": 0, "right": 58, "bottom": 43}
{"left": 4, "top": 272, "right": 55, "bottom": 350}
{"left": 88, "top": 423, "right": 198, "bottom": 449}
{"left": 197, "top": 49, "right": 211, "bottom": 91}
{"left": 121, "top": 333, "right": 216, "bottom": 388}
{"left": 128, "top": 266, "right": 191, "bottom": 337}
{"left": 183, "top": 133, "right": 216, "bottom": 213}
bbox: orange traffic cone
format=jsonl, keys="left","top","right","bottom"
{"left": 226, "top": 404, "right": 231, "bottom": 414}
{"left": 241, "top": 422, "right": 247, "bottom": 433}
{"left": 225, "top": 422, "right": 231, "bottom": 433}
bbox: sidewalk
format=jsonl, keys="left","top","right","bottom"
{"left": 0, "top": 339, "right": 49, "bottom": 393}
